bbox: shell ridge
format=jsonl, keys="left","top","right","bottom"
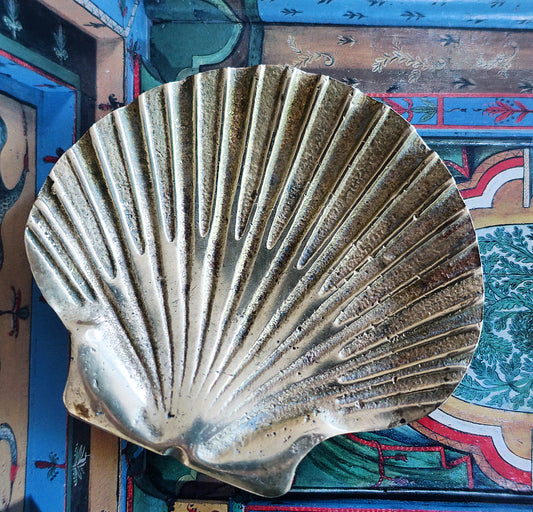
{"left": 281, "top": 100, "right": 383, "bottom": 276}
{"left": 235, "top": 221, "right": 456, "bottom": 401}
{"left": 195, "top": 70, "right": 223, "bottom": 237}
{"left": 192, "top": 69, "right": 233, "bottom": 383}
{"left": 201, "top": 66, "right": 291, "bottom": 394}
{"left": 115, "top": 103, "right": 181, "bottom": 399}
{"left": 295, "top": 105, "right": 396, "bottom": 269}
{"left": 209, "top": 87, "right": 356, "bottom": 398}
{"left": 89, "top": 122, "right": 145, "bottom": 258}
{"left": 197, "top": 67, "right": 300, "bottom": 394}
{"left": 93, "top": 108, "right": 174, "bottom": 406}
{"left": 396, "top": 270, "right": 484, "bottom": 328}
{"left": 297, "top": 131, "right": 430, "bottom": 285}
{"left": 327, "top": 281, "right": 482, "bottom": 369}
{"left": 237, "top": 93, "right": 378, "bottom": 308}
{"left": 266, "top": 77, "right": 355, "bottom": 249}
{"left": 247, "top": 336, "right": 470, "bottom": 413}
{"left": 234, "top": 65, "right": 273, "bottom": 240}
{"left": 299, "top": 306, "right": 481, "bottom": 402}
{"left": 353, "top": 388, "right": 456, "bottom": 412}
{"left": 66, "top": 149, "right": 118, "bottom": 279}
{"left": 321, "top": 152, "right": 444, "bottom": 293}
{"left": 204, "top": 68, "right": 329, "bottom": 398}
{"left": 329, "top": 189, "right": 469, "bottom": 305}
{"left": 205, "top": 69, "right": 332, "bottom": 394}
{"left": 211, "top": 182, "right": 473, "bottom": 413}
{"left": 231, "top": 67, "right": 298, "bottom": 244}
{"left": 154, "top": 82, "right": 193, "bottom": 407}
{"left": 165, "top": 80, "right": 196, "bottom": 398}
{"left": 329, "top": 211, "right": 474, "bottom": 331}
{"left": 254, "top": 319, "right": 480, "bottom": 403}
{"left": 192, "top": 68, "right": 256, "bottom": 392}
{"left": 138, "top": 91, "right": 175, "bottom": 243}
{"left": 340, "top": 358, "right": 472, "bottom": 406}
{"left": 338, "top": 298, "right": 484, "bottom": 361}
{"left": 30, "top": 197, "right": 99, "bottom": 303}
{"left": 118, "top": 91, "right": 185, "bottom": 409}
{"left": 211, "top": 261, "right": 363, "bottom": 415}
{"left": 38, "top": 177, "right": 111, "bottom": 297}
{"left": 28, "top": 192, "right": 162, "bottom": 401}
{"left": 276, "top": 98, "right": 384, "bottom": 284}
{"left": 235, "top": 95, "right": 382, "bottom": 326}
{"left": 183, "top": 70, "right": 225, "bottom": 389}
{"left": 298, "top": 113, "right": 413, "bottom": 269}
{"left": 334, "top": 221, "right": 480, "bottom": 327}
{"left": 280, "top": 93, "right": 379, "bottom": 262}
{"left": 29, "top": 192, "right": 159, "bottom": 365}
{"left": 89, "top": 103, "right": 176, "bottom": 406}
{"left": 216, "top": 99, "right": 378, "bottom": 380}
{"left": 338, "top": 275, "right": 483, "bottom": 355}
{"left": 225, "top": 368, "right": 344, "bottom": 428}
{"left": 222, "top": 149, "right": 442, "bottom": 396}
{"left": 210, "top": 252, "right": 334, "bottom": 408}
{"left": 338, "top": 328, "right": 481, "bottom": 387}
{"left": 341, "top": 316, "right": 483, "bottom": 371}
{"left": 252, "top": 350, "right": 459, "bottom": 415}
{"left": 98, "top": 111, "right": 146, "bottom": 254}
{"left": 343, "top": 246, "right": 480, "bottom": 332}
{"left": 25, "top": 216, "right": 90, "bottom": 305}
{"left": 245, "top": 345, "right": 471, "bottom": 422}
{"left": 171, "top": 77, "right": 206, "bottom": 394}
{"left": 112, "top": 108, "right": 148, "bottom": 255}
{"left": 335, "top": 261, "right": 482, "bottom": 341}
{"left": 288, "top": 94, "right": 383, "bottom": 241}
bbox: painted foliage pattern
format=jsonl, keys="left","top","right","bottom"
{"left": 458, "top": 224, "right": 533, "bottom": 411}
{"left": 0, "top": 0, "right": 533, "bottom": 510}
{"left": 258, "top": 24, "right": 531, "bottom": 98}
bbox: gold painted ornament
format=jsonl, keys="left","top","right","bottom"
{"left": 25, "top": 65, "right": 483, "bottom": 497}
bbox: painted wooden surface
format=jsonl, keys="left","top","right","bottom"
{"left": 0, "top": 0, "right": 532, "bottom": 510}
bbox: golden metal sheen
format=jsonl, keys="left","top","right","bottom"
{"left": 25, "top": 65, "right": 483, "bottom": 497}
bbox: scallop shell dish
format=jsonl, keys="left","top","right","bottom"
{"left": 25, "top": 65, "right": 483, "bottom": 497}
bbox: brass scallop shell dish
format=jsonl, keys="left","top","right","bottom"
{"left": 25, "top": 66, "right": 483, "bottom": 496}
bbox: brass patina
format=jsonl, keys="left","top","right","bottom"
{"left": 25, "top": 66, "right": 483, "bottom": 497}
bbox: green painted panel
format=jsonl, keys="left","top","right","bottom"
{"left": 148, "top": 0, "right": 242, "bottom": 81}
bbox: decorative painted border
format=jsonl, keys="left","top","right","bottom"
{"left": 370, "top": 94, "right": 533, "bottom": 137}
{"left": 0, "top": 48, "right": 77, "bottom": 95}
{"left": 428, "top": 409, "right": 530, "bottom": 475}
{"left": 460, "top": 153, "right": 526, "bottom": 210}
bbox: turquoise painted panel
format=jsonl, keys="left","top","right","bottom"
{"left": 456, "top": 224, "right": 533, "bottom": 412}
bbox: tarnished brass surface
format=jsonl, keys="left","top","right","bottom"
{"left": 25, "top": 66, "right": 483, "bottom": 497}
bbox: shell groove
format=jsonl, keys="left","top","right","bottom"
{"left": 25, "top": 65, "right": 483, "bottom": 497}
